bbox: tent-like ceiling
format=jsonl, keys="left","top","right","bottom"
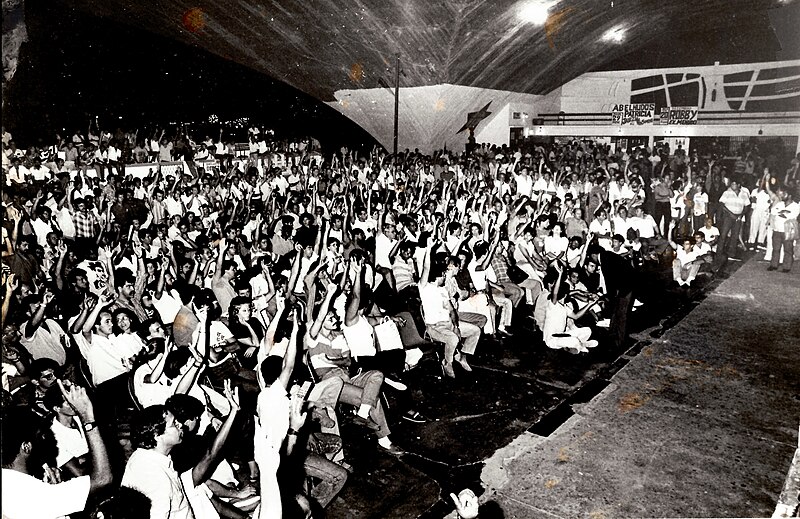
{"left": 66, "top": 0, "right": 793, "bottom": 102}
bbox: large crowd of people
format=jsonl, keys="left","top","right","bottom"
{"left": 1, "top": 122, "right": 799, "bottom": 519}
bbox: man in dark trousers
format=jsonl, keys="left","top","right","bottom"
{"left": 587, "top": 243, "right": 635, "bottom": 347}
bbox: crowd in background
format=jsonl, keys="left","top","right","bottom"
{"left": 2, "top": 122, "right": 799, "bottom": 519}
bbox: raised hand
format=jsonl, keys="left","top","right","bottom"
{"left": 5, "top": 273, "right": 17, "bottom": 290}
{"left": 97, "top": 292, "right": 113, "bottom": 307}
{"left": 288, "top": 389, "right": 308, "bottom": 431}
{"left": 450, "top": 489, "right": 479, "bottom": 519}
{"left": 223, "top": 379, "right": 241, "bottom": 412}
{"left": 57, "top": 379, "right": 95, "bottom": 422}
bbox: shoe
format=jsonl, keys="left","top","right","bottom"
{"left": 767, "top": 266, "right": 777, "bottom": 271}
{"left": 596, "top": 318, "right": 610, "bottom": 328}
{"left": 383, "top": 376, "right": 407, "bottom": 391}
{"left": 454, "top": 353, "right": 473, "bottom": 372}
{"left": 351, "top": 415, "right": 381, "bottom": 432}
{"left": 378, "top": 443, "right": 406, "bottom": 456}
{"left": 782, "top": 269, "right": 791, "bottom": 273}
{"left": 402, "top": 410, "right": 429, "bottom": 423}
{"left": 441, "top": 361, "right": 456, "bottom": 379}
{"left": 584, "top": 339, "right": 599, "bottom": 349}
{"left": 496, "top": 327, "right": 512, "bottom": 337}
{"left": 633, "top": 299, "right": 643, "bottom": 308}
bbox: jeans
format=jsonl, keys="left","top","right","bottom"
{"left": 304, "top": 453, "right": 348, "bottom": 508}
{"left": 717, "top": 211, "right": 743, "bottom": 257}
{"left": 426, "top": 320, "right": 482, "bottom": 362}
{"left": 318, "top": 368, "right": 391, "bottom": 438}
{"left": 673, "top": 259, "right": 701, "bottom": 283}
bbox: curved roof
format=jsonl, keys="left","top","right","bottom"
{"left": 69, "top": 0, "right": 793, "bottom": 101}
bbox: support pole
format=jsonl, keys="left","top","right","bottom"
{"left": 393, "top": 54, "right": 400, "bottom": 156}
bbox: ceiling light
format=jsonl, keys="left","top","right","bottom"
{"left": 518, "top": 1, "right": 559, "bottom": 26}
{"left": 602, "top": 26, "right": 626, "bottom": 43}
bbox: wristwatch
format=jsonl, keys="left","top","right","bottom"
{"left": 83, "top": 421, "right": 97, "bottom": 433}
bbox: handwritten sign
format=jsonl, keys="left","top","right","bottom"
{"left": 611, "top": 103, "right": 655, "bottom": 125}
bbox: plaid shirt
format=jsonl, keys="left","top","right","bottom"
{"left": 73, "top": 210, "right": 98, "bottom": 238}
{"left": 491, "top": 253, "right": 512, "bottom": 284}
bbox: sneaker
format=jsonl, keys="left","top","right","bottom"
{"left": 596, "top": 318, "right": 610, "bottom": 328}
{"left": 378, "top": 443, "right": 406, "bottom": 456}
{"left": 633, "top": 299, "right": 643, "bottom": 308}
{"left": 383, "top": 376, "right": 408, "bottom": 391}
{"left": 454, "top": 353, "right": 473, "bottom": 372}
{"left": 584, "top": 339, "right": 599, "bottom": 349}
{"left": 401, "top": 410, "right": 429, "bottom": 423}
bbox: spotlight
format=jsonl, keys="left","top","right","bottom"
{"left": 602, "top": 26, "right": 626, "bottom": 43}
{"left": 518, "top": 0, "right": 558, "bottom": 25}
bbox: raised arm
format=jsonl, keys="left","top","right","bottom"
{"left": 57, "top": 380, "right": 112, "bottom": 495}
{"left": 24, "top": 290, "right": 54, "bottom": 338}
{"left": 190, "top": 379, "right": 241, "bottom": 486}
{"left": 309, "top": 283, "right": 337, "bottom": 339}
{"left": 276, "top": 306, "right": 302, "bottom": 390}
{"left": 344, "top": 258, "right": 363, "bottom": 327}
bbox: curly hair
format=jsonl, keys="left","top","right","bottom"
{"left": 130, "top": 405, "right": 168, "bottom": 450}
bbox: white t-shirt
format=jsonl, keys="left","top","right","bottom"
{"left": 420, "top": 283, "right": 451, "bottom": 324}
{"left": 51, "top": 417, "right": 89, "bottom": 468}
{"left": 1, "top": 469, "right": 90, "bottom": 519}
{"left": 374, "top": 233, "right": 396, "bottom": 269}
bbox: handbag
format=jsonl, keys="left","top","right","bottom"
{"left": 507, "top": 263, "right": 528, "bottom": 284}
{"left": 374, "top": 318, "right": 404, "bottom": 351}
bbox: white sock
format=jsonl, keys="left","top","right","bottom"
{"left": 377, "top": 436, "right": 392, "bottom": 448}
{"left": 357, "top": 404, "right": 372, "bottom": 418}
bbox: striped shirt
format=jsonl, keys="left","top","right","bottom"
{"left": 719, "top": 187, "right": 751, "bottom": 215}
{"left": 392, "top": 258, "right": 416, "bottom": 292}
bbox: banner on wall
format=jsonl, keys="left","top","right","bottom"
{"left": 611, "top": 103, "right": 655, "bottom": 125}
{"left": 659, "top": 106, "right": 699, "bottom": 125}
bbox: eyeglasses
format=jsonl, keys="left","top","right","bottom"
{"left": 40, "top": 371, "right": 57, "bottom": 380}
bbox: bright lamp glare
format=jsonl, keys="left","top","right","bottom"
{"left": 518, "top": 1, "right": 557, "bottom": 25}
{"left": 602, "top": 26, "right": 626, "bottom": 43}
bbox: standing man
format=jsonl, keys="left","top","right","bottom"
{"left": 587, "top": 241, "right": 635, "bottom": 348}
{"left": 716, "top": 180, "right": 750, "bottom": 260}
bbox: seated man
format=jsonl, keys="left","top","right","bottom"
{"left": 305, "top": 284, "right": 404, "bottom": 455}
{"left": 71, "top": 293, "right": 142, "bottom": 386}
{"left": 44, "top": 384, "right": 90, "bottom": 479}
{"left": 419, "top": 244, "right": 482, "bottom": 379}
{"left": 18, "top": 290, "right": 67, "bottom": 366}
{"left": 669, "top": 232, "right": 701, "bottom": 287}
{"left": 121, "top": 405, "right": 195, "bottom": 519}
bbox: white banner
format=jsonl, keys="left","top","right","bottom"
{"left": 611, "top": 103, "right": 655, "bottom": 125}
{"left": 659, "top": 106, "right": 699, "bottom": 125}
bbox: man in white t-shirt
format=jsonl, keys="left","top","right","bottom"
{"left": 2, "top": 383, "right": 112, "bottom": 519}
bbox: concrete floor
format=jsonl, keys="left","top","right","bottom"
{"left": 326, "top": 255, "right": 799, "bottom": 518}
{"left": 482, "top": 258, "right": 800, "bottom": 518}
